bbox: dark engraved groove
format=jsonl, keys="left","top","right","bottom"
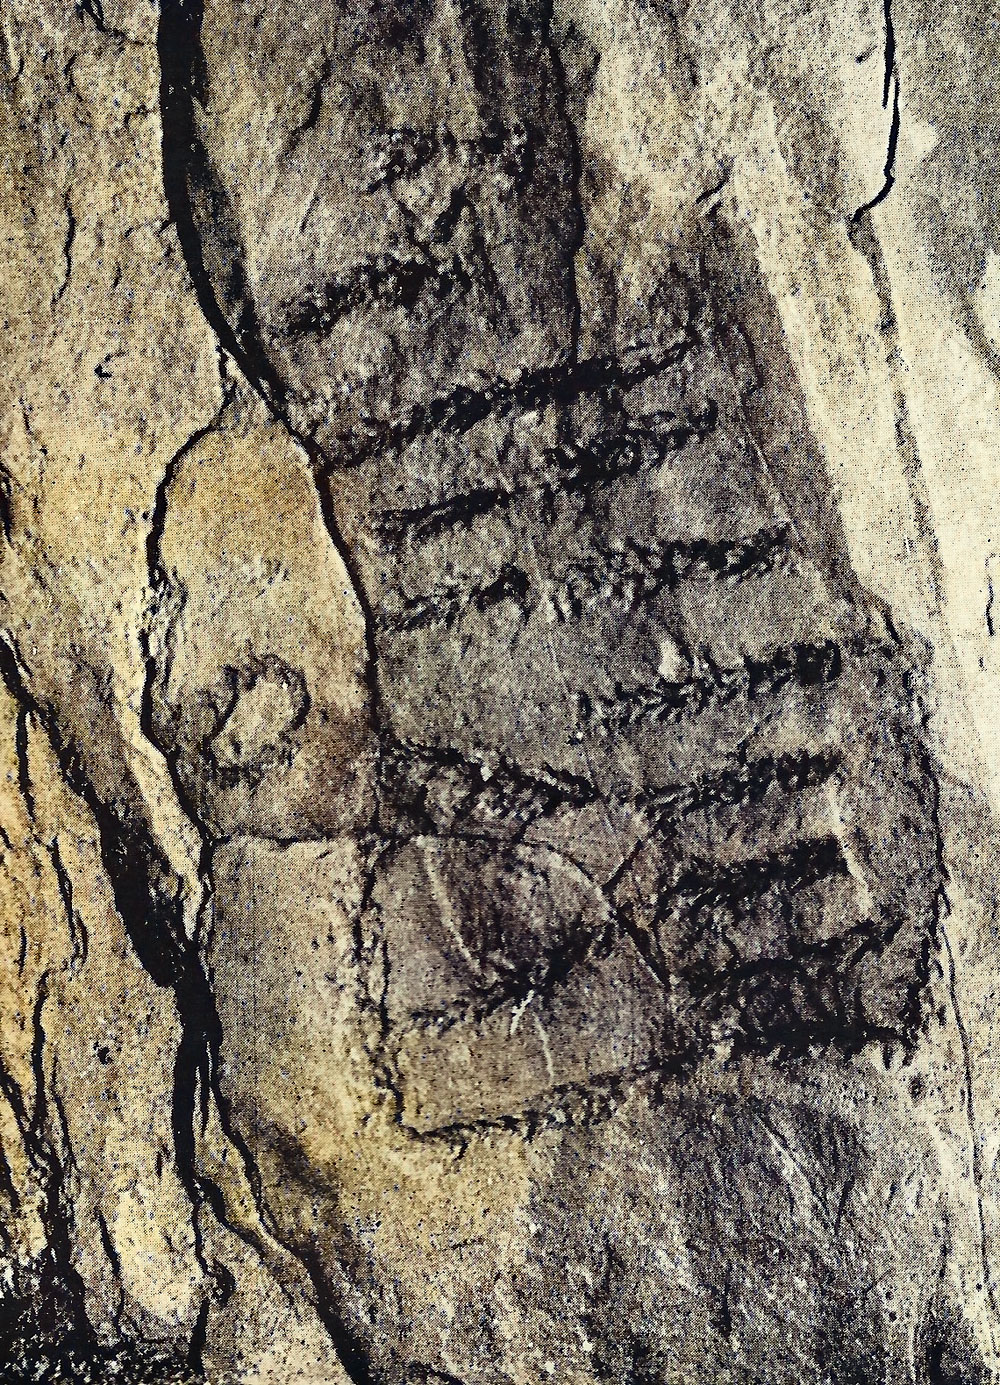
{"left": 380, "top": 564, "right": 532, "bottom": 635}
{"left": 287, "top": 254, "right": 472, "bottom": 337}
{"left": 636, "top": 745, "right": 840, "bottom": 832}
{"left": 379, "top": 736, "right": 601, "bottom": 837}
{"left": 602, "top": 639, "right": 845, "bottom": 734}
{"left": 359, "top": 334, "right": 698, "bottom": 477}
{"left": 379, "top": 524, "right": 793, "bottom": 635}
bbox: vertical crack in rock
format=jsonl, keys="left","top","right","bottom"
{"left": 852, "top": 0, "right": 900, "bottom": 223}
{"left": 0, "top": 462, "right": 14, "bottom": 545}
{"left": 14, "top": 705, "right": 36, "bottom": 822}
{"left": 157, "top": 0, "right": 287, "bottom": 416}
{"left": 141, "top": 388, "right": 237, "bottom": 901}
{"left": 52, "top": 194, "right": 75, "bottom": 307}
{"left": 27, "top": 974, "right": 90, "bottom": 1336}
{"left": 45, "top": 837, "right": 88, "bottom": 969}
{"left": 0, "top": 634, "right": 219, "bottom": 1320}
{"left": 94, "top": 1208, "right": 126, "bottom": 1333}
{"left": 156, "top": 32, "right": 393, "bottom": 1377}
{"left": 853, "top": 79, "right": 901, "bottom": 223}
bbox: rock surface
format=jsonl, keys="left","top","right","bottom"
{"left": 1, "top": 0, "right": 1000, "bottom": 1381}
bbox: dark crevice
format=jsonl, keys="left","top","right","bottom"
{"left": 53, "top": 197, "right": 75, "bottom": 306}
{"left": 284, "top": 52, "right": 333, "bottom": 154}
{"left": 136, "top": 388, "right": 274, "bottom": 1309}
{"left": 158, "top": 0, "right": 288, "bottom": 414}
{"left": 0, "top": 1138, "right": 20, "bottom": 1227}
{"left": 156, "top": 17, "right": 389, "bottom": 1353}
{"left": 27, "top": 974, "right": 91, "bottom": 1334}
{"left": 146, "top": 386, "right": 237, "bottom": 597}
{"left": 95, "top": 1208, "right": 126, "bottom": 1332}
{"left": 74, "top": 0, "right": 106, "bottom": 32}
{"left": 46, "top": 836, "right": 88, "bottom": 968}
{"left": 0, "top": 462, "right": 15, "bottom": 544}
{"left": 852, "top": 77, "right": 900, "bottom": 223}
{"left": 851, "top": 0, "right": 900, "bottom": 224}
{"left": 0, "top": 635, "right": 233, "bottom": 1362}
{"left": 15, "top": 704, "right": 35, "bottom": 820}
{"left": 185, "top": 1295, "right": 211, "bottom": 1375}
{"left": 881, "top": 0, "right": 897, "bottom": 107}
{"left": 986, "top": 558, "right": 996, "bottom": 638}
